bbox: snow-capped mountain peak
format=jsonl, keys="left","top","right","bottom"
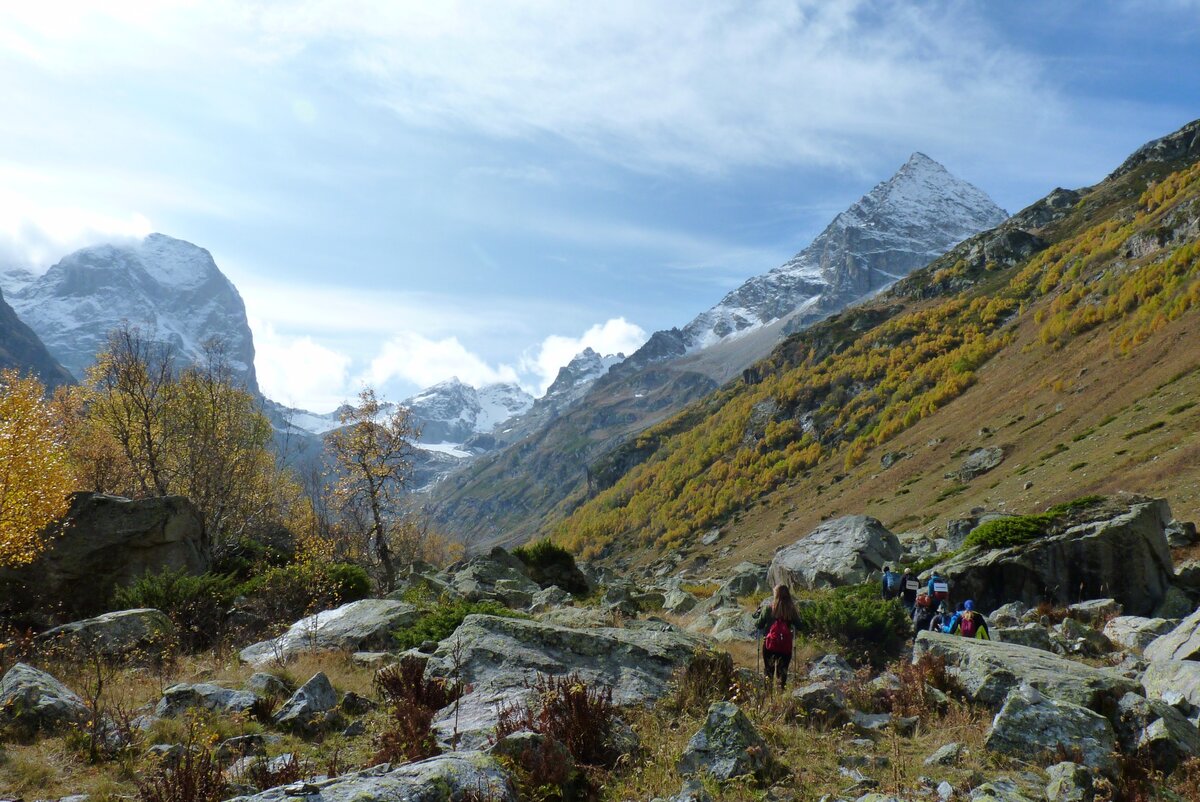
{"left": 669, "top": 154, "right": 1007, "bottom": 354}
{"left": 401, "top": 377, "right": 534, "bottom": 444}
{"left": 544, "top": 347, "right": 624, "bottom": 399}
{"left": 0, "top": 233, "right": 259, "bottom": 392}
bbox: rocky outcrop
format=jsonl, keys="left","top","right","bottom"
{"left": 0, "top": 663, "right": 90, "bottom": 734}
{"left": 930, "top": 497, "right": 1175, "bottom": 616}
{"left": 239, "top": 599, "right": 420, "bottom": 665}
{"left": 768, "top": 516, "right": 902, "bottom": 590}
{"left": 446, "top": 550, "right": 541, "bottom": 607}
{"left": 273, "top": 672, "right": 339, "bottom": 735}
{"left": 422, "top": 614, "right": 706, "bottom": 748}
{"left": 223, "top": 752, "right": 518, "bottom": 801}
{"left": 36, "top": 608, "right": 176, "bottom": 663}
{"left": 1144, "top": 608, "right": 1200, "bottom": 662}
{"left": 984, "top": 686, "right": 1117, "bottom": 771}
{"left": 1104, "top": 616, "right": 1176, "bottom": 653}
{"left": 913, "top": 631, "right": 1139, "bottom": 710}
{"left": 155, "top": 683, "right": 257, "bottom": 718}
{"left": 0, "top": 493, "right": 208, "bottom": 621}
{"left": 1143, "top": 660, "right": 1200, "bottom": 709}
{"left": 956, "top": 447, "right": 1004, "bottom": 481}
{"left": 0, "top": 287, "right": 74, "bottom": 388}
{"left": 677, "top": 701, "right": 784, "bottom": 783}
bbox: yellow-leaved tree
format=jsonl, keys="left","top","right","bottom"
{"left": 0, "top": 369, "right": 76, "bottom": 567}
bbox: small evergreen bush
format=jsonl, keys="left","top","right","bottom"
{"left": 392, "top": 598, "right": 526, "bottom": 651}
{"left": 114, "top": 569, "right": 236, "bottom": 649}
{"left": 236, "top": 560, "right": 370, "bottom": 625}
{"left": 513, "top": 540, "right": 589, "bottom": 595}
{"left": 963, "top": 515, "right": 1052, "bottom": 550}
{"left": 795, "top": 584, "right": 909, "bottom": 666}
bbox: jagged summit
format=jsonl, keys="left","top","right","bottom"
{"left": 662, "top": 153, "right": 1007, "bottom": 355}
{"left": 544, "top": 347, "right": 624, "bottom": 401}
{"left": 403, "top": 377, "right": 533, "bottom": 444}
{"left": 0, "top": 233, "right": 259, "bottom": 392}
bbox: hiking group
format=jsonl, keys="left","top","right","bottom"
{"left": 881, "top": 564, "right": 991, "bottom": 641}
{"left": 755, "top": 566, "right": 990, "bottom": 690}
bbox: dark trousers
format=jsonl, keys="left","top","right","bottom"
{"left": 763, "top": 647, "right": 792, "bottom": 688}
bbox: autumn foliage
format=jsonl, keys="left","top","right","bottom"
{"left": 0, "top": 369, "right": 75, "bottom": 568}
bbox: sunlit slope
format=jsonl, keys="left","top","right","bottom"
{"left": 554, "top": 120, "right": 1200, "bottom": 565}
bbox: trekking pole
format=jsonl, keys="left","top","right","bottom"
{"left": 756, "top": 633, "right": 761, "bottom": 676}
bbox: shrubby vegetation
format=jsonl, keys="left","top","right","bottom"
{"left": 513, "top": 539, "right": 589, "bottom": 595}
{"left": 392, "top": 595, "right": 527, "bottom": 651}
{"left": 795, "top": 584, "right": 910, "bottom": 666}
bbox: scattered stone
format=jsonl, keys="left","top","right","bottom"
{"left": 529, "top": 585, "right": 570, "bottom": 613}
{"left": 144, "top": 743, "right": 188, "bottom": 768}
{"left": 969, "top": 778, "right": 1041, "bottom": 802}
{"left": 663, "top": 588, "right": 699, "bottom": 615}
{"left": 215, "top": 734, "right": 267, "bottom": 762}
{"left": 984, "top": 685, "right": 1117, "bottom": 771}
{"left": 957, "top": 447, "right": 1004, "bottom": 481}
{"left": 721, "top": 562, "right": 771, "bottom": 597}
{"left": 768, "top": 516, "right": 902, "bottom": 590}
{"left": 1145, "top": 607, "right": 1200, "bottom": 662}
{"left": 791, "top": 682, "right": 849, "bottom": 726}
{"left": 1045, "top": 761, "right": 1092, "bottom": 802}
{"left": 924, "top": 742, "right": 964, "bottom": 766}
{"left": 664, "top": 778, "right": 714, "bottom": 802}
{"left": 0, "top": 663, "right": 90, "bottom": 734}
{"left": 809, "top": 654, "right": 856, "bottom": 683}
{"left": 244, "top": 672, "right": 290, "bottom": 698}
{"left": 988, "top": 602, "right": 1029, "bottom": 628}
{"left": 342, "top": 719, "right": 366, "bottom": 737}
{"left": 701, "top": 528, "right": 722, "bottom": 546}
{"left": 938, "top": 780, "right": 955, "bottom": 800}
{"left": 1113, "top": 692, "right": 1200, "bottom": 774}
{"left": 350, "top": 651, "right": 392, "bottom": 668}
{"left": 1057, "top": 617, "right": 1113, "bottom": 656}
{"left": 914, "top": 630, "right": 1140, "bottom": 711}
{"left": 36, "top": 608, "right": 176, "bottom": 663}
{"left": 1154, "top": 586, "right": 1195, "bottom": 620}
{"left": 273, "top": 672, "right": 339, "bottom": 735}
{"left": 1103, "top": 615, "right": 1175, "bottom": 653}
{"left": 677, "top": 701, "right": 784, "bottom": 783}
{"left": 850, "top": 711, "right": 892, "bottom": 734}
{"left": 1067, "top": 598, "right": 1122, "bottom": 623}
{"left": 239, "top": 598, "right": 420, "bottom": 665}
{"left": 339, "top": 691, "right": 376, "bottom": 715}
{"left": 155, "top": 683, "right": 257, "bottom": 718}
{"left": 1167, "top": 520, "right": 1199, "bottom": 548}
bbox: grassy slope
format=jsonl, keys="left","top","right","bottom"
{"left": 553, "top": 127, "right": 1200, "bottom": 573}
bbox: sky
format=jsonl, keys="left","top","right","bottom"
{"left": 0, "top": 1, "right": 1197, "bottom": 411}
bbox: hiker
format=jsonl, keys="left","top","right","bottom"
{"left": 900, "top": 569, "right": 919, "bottom": 613}
{"left": 929, "top": 602, "right": 953, "bottom": 633}
{"left": 928, "top": 572, "right": 950, "bottom": 605}
{"left": 756, "top": 584, "right": 803, "bottom": 690}
{"left": 951, "top": 600, "right": 991, "bottom": 640}
{"left": 942, "top": 602, "right": 966, "bottom": 634}
{"left": 911, "top": 592, "right": 936, "bottom": 633}
{"left": 881, "top": 564, "right": 902, "bottom": 600}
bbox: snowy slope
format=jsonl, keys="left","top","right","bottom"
{"left": 1, "top": 234, "right": 259, "bottom": 392}
{"left": 672, "top": 153, "right": 1007, "bottom": 355}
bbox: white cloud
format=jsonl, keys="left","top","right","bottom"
{"left": 0, "top": 1, "right": 1073, "bottom": 175}
{"left": 522, "top": 318, "right": 648, "bottom": 395}
{"left": 251, "top": 318, "right": 353, "bottom": 412}
{"left": 0, "top": 188, "right": 152, "bottom": 270}
{"left": 366, "top": 332, "right": 521, "bottom": 391}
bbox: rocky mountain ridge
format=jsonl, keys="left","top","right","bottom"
{"left": 0, "top": 287, "right": 74, "bottom": 388}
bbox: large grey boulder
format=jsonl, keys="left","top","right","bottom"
{"left": 984, "top": 685, "right": 1117, "bottom": 771}
{"left": 957, "top": 447, "right": 1004, "bottom": 481}
{"left": 0, "top": 663, "right": 89, "bottom": 733}
{"left": 422, "top": 614, "right": 706, "bottom": 748}
{"left": 239, "top": 599, "right": 420, "bottom": 665}
{"left": 913, "top": 631, "right": 1139, "bottom": 710}
{"left": 223, "top": 751, "right": 517, "bottom": 801}
{"left": 720, "top": 562, "right": 770, "bottom": 597}
{"left": 929, "top": 497, "right": 1175, "bottom": 616}
{"left": 1112, "top": 692, "right": 1200, "bottom": 773}
{"left": 448, "top": 551, "right": 540, "bottom": 606}
{"left": 1145, "top": 607, "right": 1200, "bottom": 662}
{"left": 155, "top": 682, "right": 258, "bottom": 718}
{"left": 37, "top": 608, "right": 176, "bottom": 663}
{"left": 1104, "top": 616, "right": 1176, "bottom": 653}
{"left": 768, "top": 516, "right": 902, "bottom": 590}
{"left": 0, "top": 493, "right": 207, "bottom": 620}
{"left": 273, "top": 672, "right": 339, "bottom": 734}
{"left": 677, "top": 701, "right": 783, "bottom": 782}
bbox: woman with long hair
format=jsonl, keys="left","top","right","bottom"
{"left": 755, "top": 584, "right": 802, "bottom": 689}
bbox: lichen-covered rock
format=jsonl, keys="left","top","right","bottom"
{"left": 1067, "top": 598, "right": 1122, "bottom": 623}
{"left": 422, "top": 614, "right": 706, "bottom": 748}
{"left": 36, "top": 608, "right": 176, "bottom": 663}
{"left": 677, "top": 701, "right": 783, "bottom": 783}
{"left": 993, "top": 624, "right": 1055, "bottom": 652}
{"left": 1143, "top": 660, "right": 1200, "bottom": 709}
{"left": 1104, "top": 616, "right": 1176, "bottom": 653}
{"left": 720, "top": 562, "right": 770, "bottom": 597}
{"left": 914, "top": 631, "right": 1138, "bottom": 710}
{"left": 791, "top": 682, "right": 848, "bottom": 726}
{"left": 239, "top": 599, "right": 420, "bottom": 665}
{"left": 1045, "top": 763, "right": 1092, "bottom": 802}
{"left": 984, "top": 686, "right": 1116, "bottom": 771}
{"left": 768, "top": 516, "right": 902, "bottom": 590}
{"left": 808, "top": 654, "right": 856, "bottom": 683}
{"left": 222, "top": 752, "right": 517, "bottom": 801}
{"left": 273, "top": 672, "right": 339, "bottom": 735}
{"left": 1145, "top": 607, "right": 1200, "bottom": 662}
{"left": 449, "top": 552, "right": 540, "bottom": 606}
{"left": 924, "top": 742, "right": 964, "bottom": 766}
{"left": 0, "top": 663, "right": 89, "bottom": 734}
{"left": 155, "top": 683, "right": 257, "bottom": 718}
{"left": 1114, "top": 692, "right": 1200, "bottom": 774}
{"left": 1056, "top": 617, "right": 1112, "bottom": 657}
{"left": 1153, "top": 586, "right": 1194, "bottom": 619}
{"left": 244, "top": 672, "right": 290, "bottom": 698}
{"left": 663, "top": 587, "right": 699, "bottom": 615}
{"left": 957, "top": 447, "right": 1004, "bottom": 481}
{"left": 988, "top": 602, "right": 1029, "bottom": 628}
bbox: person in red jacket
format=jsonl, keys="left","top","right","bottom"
{"left": 755, "top": 584, "right": 803, "bottom": 690}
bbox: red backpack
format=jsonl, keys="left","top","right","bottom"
{"left": 959, "top": 611, "right": 980, "bottom": 638}
{"left": 764, "top": 617, "right": 793, "bottom": 654}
